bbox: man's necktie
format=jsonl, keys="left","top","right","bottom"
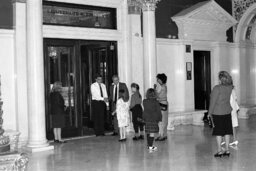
{"left": 99, "top": 84, "right": 103, "bottom": 97}
{"left": 114, "top": 85, "right": 117, "bottom": 103}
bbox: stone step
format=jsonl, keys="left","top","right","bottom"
{"left": 167, "top": 110, "right": 207, "bottom": 130}
{"left": 238, "top": 104, "right": 256, "bottom": 119}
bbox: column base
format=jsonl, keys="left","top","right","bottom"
{"left": 23, "top": 143, "right": 54, "bottom": 153}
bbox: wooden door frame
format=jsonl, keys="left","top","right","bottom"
{"left": 44, "top": 38, "right": 82, "bottom": 139}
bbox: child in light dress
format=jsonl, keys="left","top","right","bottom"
{"left": 230, "top": 88, "right": 239, "bottom": 146}
{"left": 113, "top": 89, "right": 130, "bottom": 142}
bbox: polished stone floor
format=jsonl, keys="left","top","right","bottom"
{"left": 27, "top": 116, "right": 256, "bottom": 171}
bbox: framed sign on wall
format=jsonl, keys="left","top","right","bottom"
{"left": 43, "top": 1, "right": 117, "bottom": 29}
{"left": 186, "top": 62, "right": 192, "bottom": 80}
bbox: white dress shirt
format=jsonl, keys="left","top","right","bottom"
{"left": 91, "top": 82, "right": 108, "bottom": 101}
{"left": 113, "top": 83, "right": 119, "bottom": 102}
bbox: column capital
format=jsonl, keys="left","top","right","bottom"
{"left": 136, "top": 0, "right": 161, "bottom": 11}
{"left": 128, "top": 0, "right": 141, "bottom": 15}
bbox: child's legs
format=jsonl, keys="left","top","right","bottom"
{"left": 147, "top": 133, "right": 155, "bottom": 147}
{"left": 132, "top": 112, "right": 139, "bottom": 136}
{"left": 119, "top": 127, "right": 123, "bottom": 139}
{"left": 162, "top": 110, "right": 168, "bottom": 137}
{"left": 123, "top": 127, "right": 126, "bottom": 138}
{"left": 233, "top": 127, "right": 237, "bottom": 141}
{"left": 139, "top": 124, "right": 144, "bottom": 135}
{"left": 158, "top": 122, "right": 163, "bottom": 137}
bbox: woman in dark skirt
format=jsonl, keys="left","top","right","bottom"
{"left": 208, "top": 71, "right": 233, "bottom": 157}
{"left": 155, "top": 73, "right": 169, "bottom": 141}
{"left": 143, "top": 88, "right": 162, "bottom": 153}
{"left": 130, "top": 83, "right": 144, "bottom": 140}
{"left": 50, "top": 81, "right": 66, "bottom": 143}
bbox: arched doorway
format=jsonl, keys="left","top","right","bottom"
{"left": 235, "top": 4, "right": 256, "bottom": 105}
{"left": 235, "top": 3, "right": 256, "bottom": 43}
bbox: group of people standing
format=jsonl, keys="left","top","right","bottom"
{"left": 49, "top": 69, "right": 240, "bottom": 157}
{"left": 90, "top": 73, "right": 168, "bottom": 152}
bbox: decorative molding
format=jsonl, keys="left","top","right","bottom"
{"left": 172, "top": 0, "right": 237, "bottom": 42}
{"left": 127, "top": 0, "right": 141, "bottom": 14}
{"left": 0, "top": 153, "right": 28, "bottom": 170}
{"left": 43, "top": 25, "right": 123, "bottom": 41}
{"left": 44, "top": 0, "right": 122, "bottom": 8}
{"left": 133, "top": 0, "right": 161, "bottom": 11}
{"left": 233, "top": 0, "right": 256, "bottom": 21}
{"left": 233, "top": 0, "right": 256, "bottom": 34}
{"left": 12, "top": 0, "right": 26, "bottom": 3}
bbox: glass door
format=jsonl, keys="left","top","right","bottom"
{"left": 44, "top": 39, "right": 81, "bottom": 139}
{"left": 80, "top": 41, "right": 118, "bottom": 134}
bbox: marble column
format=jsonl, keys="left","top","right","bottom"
{"left": 127, "top": 0, "right": 145, "bottom": 96}
{"left": 13, "top": 0, "right": 28, "bottom": 147}
{"left": 140, "top": 0, "right": 160, "bottom": 89}
{"left": 26, "top": 0, "right": 53, "bottom": 152}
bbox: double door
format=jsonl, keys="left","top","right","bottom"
{"left": 194, "top": 51, "right": 211, "bottom": 111}
{"left": 44, "top": 39, "right": 118, "bottom": 139}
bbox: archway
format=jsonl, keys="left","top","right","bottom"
{"left": 235, "top": 3, "right": 256, "bottom": 43}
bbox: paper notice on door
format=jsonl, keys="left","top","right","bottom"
{"left": 61, "top": 86, "right": 74, "bottom": 107}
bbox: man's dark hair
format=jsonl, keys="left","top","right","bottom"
{"left": 95, "top": 73, "right": 102, "bottom": 79}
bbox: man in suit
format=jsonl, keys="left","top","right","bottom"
{"left": 109, "top": 75, "right": 129, "bottom": 136}
{"left": 91, "top": 74, "right": 108, "bottom": 136}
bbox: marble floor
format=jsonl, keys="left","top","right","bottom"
{"left": 27, "top": 116, "right": 256, "bottom": 171}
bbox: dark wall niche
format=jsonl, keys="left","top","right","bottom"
{"left": 0, "top": 0, "right": 13, "bottom": 29}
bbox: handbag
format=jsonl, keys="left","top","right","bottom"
{"left": 159, "top": 103, "right": 168, "bottom": 111}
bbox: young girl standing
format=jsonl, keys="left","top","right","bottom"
{"left": 130, "top": 83, "right": 144, "bottom": 140}
{"left": 143, "top": 88, "right": 162, "bottom": 152}
{"left": 230, "top": 87, "right": 239, "bottom": 146}
{"left": 113, "top": 89, "right": 130, "bottom": 142}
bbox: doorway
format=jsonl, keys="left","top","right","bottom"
{"left": 44, "top": 39, "right": 118, "bottom": 139}
{"left": 193, "top": 51, "right": 211, "bottom": 113}
{"left": 80, "top": 41, "right": 118, "bottom": 134}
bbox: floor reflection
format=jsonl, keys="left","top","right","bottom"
{"left": 27, "top": 116, "right": 256, "bottom": 171}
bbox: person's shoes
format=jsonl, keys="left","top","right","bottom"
{"left": 155, "top": 137, "right": 160, "bottom": 141}
{"left": 59, "top": 140, "right": 67, "bottom": 143}
{"left": 214, "top": 151, "right": 223, "bottom": 158}
{"left": 168, "top": 126, "right": 175, "bottom": 131}
{"left": 221, "top": 142, "right": 225, "bottom": 146}
{"left": 54, "top": 140, "right": 60, "bottom": 143}
{"left": 119, "top": 138, "right": 127, "bottom": 142}
{"left": 112, "top": 132, "right": 118, "bottom": 136}
{"left": 229, "top": 141, "right": 238, "bottom": 146}
{"left": 133, "top": 136, "right": 139, "bottom": 140}
{"left": 158, "top": 137, "right": 167, "bottom": 141}
{"left": 148, "top": 146, "right": 158, "bottom": 153}
{"left": 138, "top": 135, "right": 144, "bottom": 140}
{"left": 223, "top": 151, "right": 230, "bottom": 157}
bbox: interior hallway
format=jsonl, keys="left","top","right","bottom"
{"left": 27, "top": 116, "right": 256, "bottom": 171}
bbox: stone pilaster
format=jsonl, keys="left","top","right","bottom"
{"left": 139, "top": 0, "right": 161, "bottom": 89}
{"left": 26, "top": 0, "right": 53, "bottom": 152}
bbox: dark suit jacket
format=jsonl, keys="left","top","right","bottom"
{"left": 110, "top": 82, "right": 129, "bottom": 111}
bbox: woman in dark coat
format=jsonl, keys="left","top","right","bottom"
{"left": 50, "top": 81, "right": 66, "bottom": 143}
{"left": 208, "top": 71, "right": 233, "bottom": 157}
{"left": 143, "top": 88, "right": 162, "bottom": 153}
